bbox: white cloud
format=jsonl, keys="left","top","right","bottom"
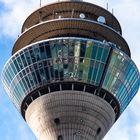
{"left": 0, "top": 0, "right": 37, "bottom": 37}
{"left": 134, "top": 123, "right": 140, "bottom": 139}
{"left": 0, "top": 0, "right": 56, "bottom": 37}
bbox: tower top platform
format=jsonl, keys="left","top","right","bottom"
{"left": 21, "top": 1, "right": 122, "bottom": 34}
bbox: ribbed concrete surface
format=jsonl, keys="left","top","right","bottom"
{"left": 25, "top": 91, "right": 115, "bottom": 140}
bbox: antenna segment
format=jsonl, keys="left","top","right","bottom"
{"left": 106, "top": 3, "right": 108, "bottom": 10}
{"left": 40, "top": 0, "right": 41, "bottom": 7}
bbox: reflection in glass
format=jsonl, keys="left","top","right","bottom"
{"left": 2, "top": 37, "right": 139, "bottom": 113}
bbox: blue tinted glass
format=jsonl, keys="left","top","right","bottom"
{"left": 17, "top": 56, "right": 23, "bottom": 69}
{"left": 96, "top": 63, "right": 104, "bottom": 84}
{"left": 24, "top": 76, "right": 31, "bottom": 89}
{"left": 30, "top": 71, "right": 37, "bottom": 85}
{"left": 8, "top": 64, "right": 15, "bottom": 80}
{"left": 34, "top": 45, "right": 41, "bottom": 61}
{"left": 91, "top": 61, "right": 99, "bottom": 83}
{"left": 97, "top": 47, "right": 103, "bottom": 60}
{"left": 10, "top": 62, "right": 17, "bottom": 76}
{"left": 101, "top": 48, "right": 109, "bottom": 63}
{"left": 35, "top": 69, "right": 41, "bottom": 83}
{"left": 62, "top": 40, "right": 68, "bottom": 57}
{"left": 20, "top": 53, "right": 27, "bottom": 67}
{"left": 39, "top": 46, "right": 46, "bottom": 59}
{"left": 64, "top": 63, "right": 69, "bottom": 79}
{"left": 13, "top": 58, "right": 20, "bottom": 72}
{"left": 50, "top": 66, "right": 54, "bottom": 80}
{"left": 24, "top": 50, "right": 32, "bottom": 65}
{"left": 56, "top": 41, "right": 63, "bottom": 58}
{"left": 91, "top": 43, "right": 97, "bottom": 59}
{"left": 2, "top": 38, "right": 140, "bottom": 114}
{"left": 29, "top": 48, "right": 36, "bottom": 63}
{"left": 88, "top": 60, "right": 94, "bottom": 82}
{"left": 28, "top": 73, "right": 35, "bottom": 87}
{"left": 69, "top": 63, "right": 74, "bottom": 78}
{"left": 44, "top": 67, "right": 50, "bottom": 81}
{"left": 45, "top": 43, "right": 51, "bottom": 58}
{"left": 53, "top": 62, "right": 59, "bottom": 80}
{"left": 103, "top": 48, "right": 140, "bottom": 112}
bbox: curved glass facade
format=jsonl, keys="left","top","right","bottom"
{"left": 103, "top": 49, "right": 140, "bottom": 112}
{"left": 2, "top": 37, "right": 140, "bottom": 113}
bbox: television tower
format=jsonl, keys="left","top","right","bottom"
{"left": 2, "top": 0, "right": 140, "bottom": 140}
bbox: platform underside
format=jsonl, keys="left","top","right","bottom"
{"left": 25, "top": 91, "right": 115, "bottom": 140}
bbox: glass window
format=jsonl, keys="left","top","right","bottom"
{"left": 16, "top": 56, "right": 23, "bottom": 70}
{"left": 103, "top": 48, "right": 140, "bottom": 112}
{"left": 39, "top": 46, "right": 46, "bottom": 59}
{"left": 29, "top": 47, "right": 36, "bottom": 63}
{"left": 68, "top": 63, "right": 74, "bottom": 78}
{"left": 95, "top": 63, "right": 104, "bottom": 84}
{"left": 96, "top": 46, "right": 103, "bottom": 61}
{"left": 91, "top": 43, "right": 97, "bottom": 59}
{"left": 20, "top": 53, "right": 27, "bottom": 67}
{"left": 50, "top": 41, "right": 57, "bottom": 58}
{"left": 8, "top": 64, "right": 15, "bottom": 80}
{"left": 24, "top": 50, "right": 32, "bottom": 65}
{"left": 68, "top": 41, "right": 74, "bottom": 57}
{"left": 73, "top": 64, "right": 79, "bottom": 79}
{"left": 45, "top": 43, "right": 51, "bottom": 58}
{"left": 24, "top": 76, "right": 31, "bottom": 90}
{"left": 44, "top": 67, "right": 50, "bottom": 81}
{"left": 91, "top": 61, "right": 99, "bottom": 83}
{"left": 53, "top": 59, "right": 60, "bottom": 80}
{"left": 39, "top": 68, "right": 47, "bottom": 82}
{"left": 50, "top": 66, "right": 55, "bottom": 81}
{"left": 35, "top": 69, "right": 41, "bottom": 83}
{"left": 56, "top": 40, "right": 63, "bottom": 58}
{"left": 2, "top": 38, "right": 139, "bottom": 114}
{"left": 74, "top": 41, "right": 80, "bottom": 58}
{"left": 101, "top": 47, "right": 110, "bottom": 63}
{"left": 64, "top": 63, "right": 69, "bottom": 79}
{"left": 31, "top": 71, "right": 38, "bottom": 85}
{"left": 20, "top": 78, "right": 28, "bottom": 93}
{"left": 16, "top": 81, "right": 24, "bottom": 98}
{"left": 28, "top": 73, "right": 35, "bottom": 87}
{"left": 10, "top": 62, "right": 17, "bottom": 76}
{"left": 82, "top": 58, "right": 90, "bottom": 82}
{"left": 88, "top": 60, "right": 95, "bottom": 82}
{"left": 34, "top": 45, "right": 41, "bottom": 61}
{"left": 78, "top": 62, "right": 84, "bottom": 80}
{"left": 85, "top": 41, "right": 93, "bottom": 58}
{"left": 13, "top": 58, "right": 20, "bottom": 72}
{"left": 63, "top": 44, "right": 69, "bottom": 60}
{"left": 80, "top": 41, "right": 86, "bottom": 58}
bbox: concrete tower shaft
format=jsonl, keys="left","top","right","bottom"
{"left": 26, "top": 91, "right": 115, "bottom": 140}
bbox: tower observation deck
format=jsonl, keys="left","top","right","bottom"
{"left": 2, "top": 0, "right": 140, "bottom": 140}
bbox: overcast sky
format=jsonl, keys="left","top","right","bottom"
{"left": 0, "top": 0, "right": 140, "bottom": 140}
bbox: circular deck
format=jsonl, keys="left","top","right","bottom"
{"left": 22, "top": 1, "right": 122, "bottom": 34}
{"left": 13, "top": 19, "right": 130, "bottom": 56}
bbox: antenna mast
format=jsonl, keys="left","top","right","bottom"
{"left": 40, "top": 0, "right": 41, "bottom": 7}
{"left": 106, "top": 3, "right": 108, "bottom": 10}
